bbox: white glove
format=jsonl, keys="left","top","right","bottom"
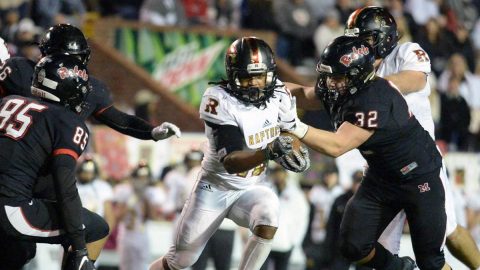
{"left": 276, "top": 146, "right": 310, "bottom": 173}
{"left": 151, "top": 122, "right": 181, "bottom": 141}
{"left": 278, "top": 97, "right": 309, "bottom": 138}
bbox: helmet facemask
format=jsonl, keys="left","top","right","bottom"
{"left": 228, "top": 62, "right": 277, "bottom": 106}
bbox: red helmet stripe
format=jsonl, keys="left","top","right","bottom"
{"left": 347, "top": 7, "right": 366, "bottom": 28}
{"left": 247, "top": 38, "right": 260, "bottom": 63}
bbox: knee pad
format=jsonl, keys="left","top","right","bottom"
{"left": 82, "top": 208, "right": 110, "bottom": 242}
{"left": 339, "top": 237, "right": 373, "bottom": 262}
{"left": 416, "top": 251, "right": 445, "bottom": 270}
{"left": 250, "top": 191, "right": 279, "bottom": 229}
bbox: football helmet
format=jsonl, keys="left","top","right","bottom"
{"left": 225, "top": 37, "right": 277, "bottom": 106}
{"left": 39, "top": 24, "right": 91, "bottom": 65}
{"left": 345, "top": 6, "right": 398, "bottom": 59}
{"left": 77, "top": 156, "right": 99, "bottom": 184}
{"left": 31, "top": 54, "right": 91, "bottom": 113}
{"left": 315, "top": 36, "right": 375, "bottom": 105}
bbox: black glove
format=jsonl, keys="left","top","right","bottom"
{"left": 265, "top": 136, "right": 293, "bottom": 160}
{"left": 276, "top": 146, "right": 310, "bottom": 172}
{"left": 64, "top": 249, "right": 95, "bottom": 270}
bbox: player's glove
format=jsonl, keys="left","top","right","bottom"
{"left": 276, "top": 146, "right": 310, "bottom": 172}
{"left": 65, "top": 249, "right": 96, "bottom": 270}
{"left": 151, "top": 122, "right": 182, "bottom": 141}
{"left": 278, "top": 97, "right": 309, "bottom": 138}
{"left": 265, "top": 136, "right": 293, "bottom": 160}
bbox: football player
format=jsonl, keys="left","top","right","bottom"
{"left": 149, "top": 37, "right": 309, "bottom": 270}
{"left": 0, "top": 24, "right": 180, "bottom": 141}
{"left": 289, "top": 6, "right": 480, "bottom": 270}
{"left": 283, "top": 36, "right": 451, "bottom": 270}
{"left": 345, "top": 7, "right": 480, "bottom": 270}
{"left": 0, "top": 55, "right": 109, "bottom": 270}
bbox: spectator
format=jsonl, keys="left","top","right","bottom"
{"left": 114, "top": 162, "right": 156, "bottom": 270}
{"left": 415, "top": 17, "right": 451, "bottom": 76}
{"left": 303, "top": 167, "right": 343, "bottom": 270}
{"left": 76, "top": 156, "right": 115, "bottom": 230}
{"left": 240, "top": 0, "right": 276, "bottom": 31}
{"left": 313, "top": 8, "right": 343, "bottom": 57}
{"left": 32, "top": 0, "right": 86, "bottom": 28}
{"left": 324, "top": 170, "right": 363, "bottom": 270}
{"left": 438, "top": 76, "right": 471, "bottom": 151}
{"left": 445, "top": 24, "right": 477, "bottom": 72}
{"left": 404, "top": 0, "right": 439, "bottom": 26}
{"left": 273, "top": 0, "right": 317, "bottom": 66}
{"left": 387, "top": 0, "right": 418, "bottom": 39}
{"left": 181, "top": 0, "right": 211, "bottom": 25}
{"left": 334, "top": 0, "right": 355, "bottom": 27}
{"left": 305, "top": 0, "right": 335, "bottom": 23}
{"left": 438, "top": 53, "right": 480, "bottom": 110}
{"left": 0, "top": 8, "right": 20, "bottom": 43}
{"left": 213, "top": 0, "right": 241, "bottom": 28}
{"left": 139, "top": 0, "right": 188, "bottom": 26}
{"left": 260, "top": 165, "right": 309, "bottom": 270}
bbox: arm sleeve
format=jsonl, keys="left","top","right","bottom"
{"left": 205, "top": 121, "right": 244, "bottom": 161}
{"left": 51, "top": 154, "right": 86, "bottom": 250}
{"left": 95, "top": 106, "right": 154, "bottom": 140}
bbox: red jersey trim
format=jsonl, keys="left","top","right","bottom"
{"left": 94, "top": 104, "right": 113, "bottom": 117}
{"left": 53, "top": 148, "right": 79, "bottom": 160}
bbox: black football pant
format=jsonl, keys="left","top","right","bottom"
{"left": 339, "top": 167, "right": 447, "bottom": 270}
{"left": 0, "top": 197, "right": 109, "bottom": 269}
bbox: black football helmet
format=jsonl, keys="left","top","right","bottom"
{"left": 225, "top": 37, "right": 277, "bottom": 106}
{"left": 315, "top": 36, "right": 375, "bottom": 105}
{"left": 39, "top": 24, "right": 91, "bottom": 65}
{"left": 345, "top": 6, "right": 398, "bottom": 59}
{"left": 31, "top": 54, "right": 91, "bottom": 113}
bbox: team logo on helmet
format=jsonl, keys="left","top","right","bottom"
{"left": 57, "top": 65, "right": 88, "bottom": 81}
{"left": 67, "top": 41, "right": 80, "bottom": 50}
{"left": 37, "top": 69, "right": 46, "bottom": 83}
{"left": 339, "top": 45, "right": 370, "bottom": 67}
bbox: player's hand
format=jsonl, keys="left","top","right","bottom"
{"left": 151, "top": 122, "right": 181, "bottom": 141}
{"left": 278, "top": 97, "right": 309, "bottom": 138}
{"left": 66, "top": 249, "right": 96, "bottom": 270}
{"left": 276, "top": 146, "right": 310, "bottom": 172}
{"left": 265, "top": 136, "right": 293, "bottom": 160}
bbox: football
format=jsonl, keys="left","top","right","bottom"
{"left": 280, "top": 132, "right": 303, "bottom": 152}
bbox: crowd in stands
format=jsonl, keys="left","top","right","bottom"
{"left": 2, "top": 1, "right": 480, "bottom": 269}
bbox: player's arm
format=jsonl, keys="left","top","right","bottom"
{"left": 95, "top": 106, "right": 154, "bottom": 140}
{"left": 383, "top": 70, "right": 427, "bottom": 95}
{"left": 284, "top": 82, "right": 324, "bottom": 110}
{"left": 95, "top": 106, "right": 181, "bottom": 141}
{"left": 206, "top": 121, "right": 290, "bottom": 174}
{"left": 301, "top": 122, "right": 374, "bottom": 157}
{"left": 51, "top": 153, "right": 87, "bottom": 251}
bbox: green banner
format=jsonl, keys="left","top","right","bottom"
{"left": 114, "top": 28, "right": 234, "bottom": 107}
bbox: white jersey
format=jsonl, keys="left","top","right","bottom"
{"left": 77, "top": 179, "right": 113, "bottom": 217}
{"left": 199, "top": 81, "right": 291, "bottom": 190}
{"left": 376, "top": 42, "right": 435, "bottom": 139}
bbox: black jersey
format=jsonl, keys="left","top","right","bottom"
{"left": 326, "top": 78, "right": 442, "bottom": 180}
{"left": 0, "top": 57, "right": 113, "bottom": 121}
{"left": 0, "top": 95, "right": 89, "bottom": 199}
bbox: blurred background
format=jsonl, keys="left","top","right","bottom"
{"left": 2, "top": 0, "right": 480, "bottom": 269}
